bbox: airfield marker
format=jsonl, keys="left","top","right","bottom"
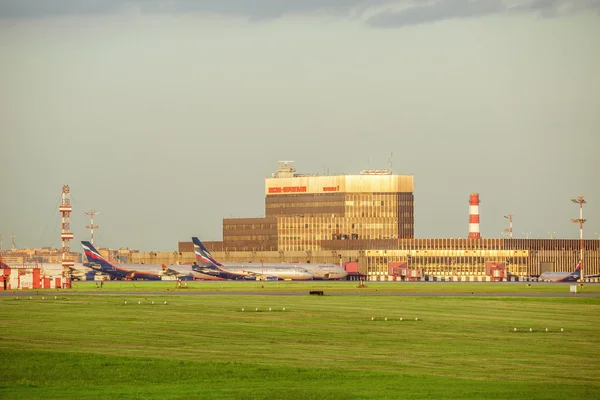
{"left": 269, "top": 307, "right": 272, "bottom": 311}
{"left": 282, "top": 307, "right": 285, "bottom": 311}
{"left": 530, "top": 328, "right": 533, "bottom": 332}
{"left": 385, "top": 317, "right": 388, "bottom": 321}
{"left": 152, "top": 301, "right": 154, "bottom": 305}
{"left": 400, "top": 317, "right": 403, "bottom": 321}
{"left": 545, "top": 328, "right": 548, "bottom": 332}
{"left": 125, "top": 301, "right": 128, "bottom": 305}
{"left": 29, "top": 297, "right": 32, "bottom": 300}
{"left": 54, "top": 296, "right": 57, "bottom": 300}
{"left": 42, "top": 297, "right": 45, "bottom": 300}
{"left": 514, "top": 328, "right": 517, "bottom": 331}
{"left": 164, "top": 301, "right": 167, "bottom": 305}
{"left": 371, "top": 317, "right": 374, "bottom": 321}
{"left": 415, "top": 318, "right": 418, "bottom": 321}
{"left": 256, "top": 308, "right": 259, "bottom": 312}
{"left": 561, "top": 328, "right": 564, "bottom": 332}
{"left": 138, "top": 301, "right": 141, "bottom": 305}
{"left": 242, "top": 308, "right": 245, "bottom": 312}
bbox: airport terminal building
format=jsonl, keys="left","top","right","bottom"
{"left": 217, "top": 162, "right": 414, "bottom": 252}
{"left": 172, "top": 162, "right": 599, "bottom": 280}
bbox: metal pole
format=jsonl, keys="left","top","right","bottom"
{"left": 571, "top": 197, "right": 586, "bottom": 282}
{"left": 504, "top": 214, "right": 513, "bottom": 239}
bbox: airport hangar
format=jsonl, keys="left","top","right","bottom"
{"left": 132, "top": 162, "right": 599, "bottom": 281}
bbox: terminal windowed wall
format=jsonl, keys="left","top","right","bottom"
{"left": 274, "top": 192, "right": 414, "bottom": 251}
{"left": 265, "top": 193, "right": 346, "bottom": 217}
{"left": 222, "top": 217, "right": 278, "bottom": 251}
{"left": 361, "top": 238, "right": 599, "bottom": 279}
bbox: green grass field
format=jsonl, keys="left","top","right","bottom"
{"left": 38, "top": 280, "right": 600, "bottom": 293}
{"left": 1, "top": 283, "right": 599, "bottom": 399}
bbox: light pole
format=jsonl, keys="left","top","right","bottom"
{"left": 571, "top": 196, "right": 586, "bottom": 282}
{"left": 504, "top": 214, "right": 513, "bottom": 239}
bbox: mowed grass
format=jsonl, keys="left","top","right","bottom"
{"left": 1, "top": 286, "right": 599, "bottom": 399}
{"left": 50, "top": 280, "right": 600, "bottom": 293}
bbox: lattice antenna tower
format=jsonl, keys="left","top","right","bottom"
{"left": 59, "top": 185, "right": 74, "bottom": 285}
{"left": 85, "top": 210, "right": 100, "bottom": 246}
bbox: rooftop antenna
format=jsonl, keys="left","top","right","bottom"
{"left": 388, "top": 152, "right": 393, "bottom": 173}
{"left": 10, "top": 235, "right": 16, "bottom": 251}
{"left": 275, "top": 161, "right": 296, "bottom": 178}
{"left": 85, "top": 210, "right": 100, "bottom": 246}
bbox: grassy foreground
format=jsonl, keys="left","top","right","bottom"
{"left": 36, "top": 280, "right": 600, "bottom": 293}
{"left": 1, "top": 286, "right": 599, "bottom": 399}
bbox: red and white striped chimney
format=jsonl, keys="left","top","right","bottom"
{"left": 469, "top": 193, "right": 480, "bottom": 239}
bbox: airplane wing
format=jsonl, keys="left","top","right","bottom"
{"left": 160, "top": 264, "right": 182, "bottom": 277}
{"left": 242, "top": 269, "right": 278, "bottom": 281}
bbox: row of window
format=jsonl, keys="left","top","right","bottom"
{"left": 225, "top": 235, "right": 276, "bottom": 241}
{"left": 224, "top": 224, "right": 276, "bottom": 230}
{"left": 280, "top": 222, "right": 399, "bottom": 229}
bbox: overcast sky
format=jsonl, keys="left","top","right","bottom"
{"left": 1, "top": 0, "right": 598, "bottom": 251}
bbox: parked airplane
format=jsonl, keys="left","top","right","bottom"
{"left": 81, "top": 241, "right": 197, "bottom": 281}
{"left": 537, "top": 260, "right": 595, "bottom": 282}
{"left": 192, "top": 237, "right": 347, "bottom": 280}
{"left": 192, "top": 237, "right": 348, "bottom": 279}
{"left": 192, "top": 237, "right": 315, "bottom": 281}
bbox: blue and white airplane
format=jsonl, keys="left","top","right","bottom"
{"left": 81, "top": 241, "right": 196, "bottom": 281}
{"left": 536, "top": 260, "right": 597, "bottom": 282}
{"left": 192, "top": 237, "right": 316, "bottom": 281}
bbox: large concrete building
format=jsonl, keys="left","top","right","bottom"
{"left": 214, "top": 161, "right": 414, "bottom": 252}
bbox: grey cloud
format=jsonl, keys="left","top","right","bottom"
{"left": 0, "top": 0, "right": 379, "bottom": 19}
{"left": 367, "top": 0, "right": 600, "bottom": 28}
{"left": 0, "top": 0, "right": 598, "bottom": 24}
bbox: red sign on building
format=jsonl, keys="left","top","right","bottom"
{"left": 269, "top": 186, "right": 307, "bottom": 193}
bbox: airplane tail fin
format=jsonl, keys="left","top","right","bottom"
{"left": 561, "top": 260, "right": 582, "bottom": 281}
{"left": 81, "top": 241, "right": 113, "bottom": 271}
{"left": 192, "top": 237, "right": 222, "bottom": 267}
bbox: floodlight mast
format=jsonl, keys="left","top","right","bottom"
{"left": 571, "top": 196, "right": 586, "bottom": 282}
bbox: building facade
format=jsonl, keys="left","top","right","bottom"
{"left": 213, "top": 162, "right": 415, "bottom": 252}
